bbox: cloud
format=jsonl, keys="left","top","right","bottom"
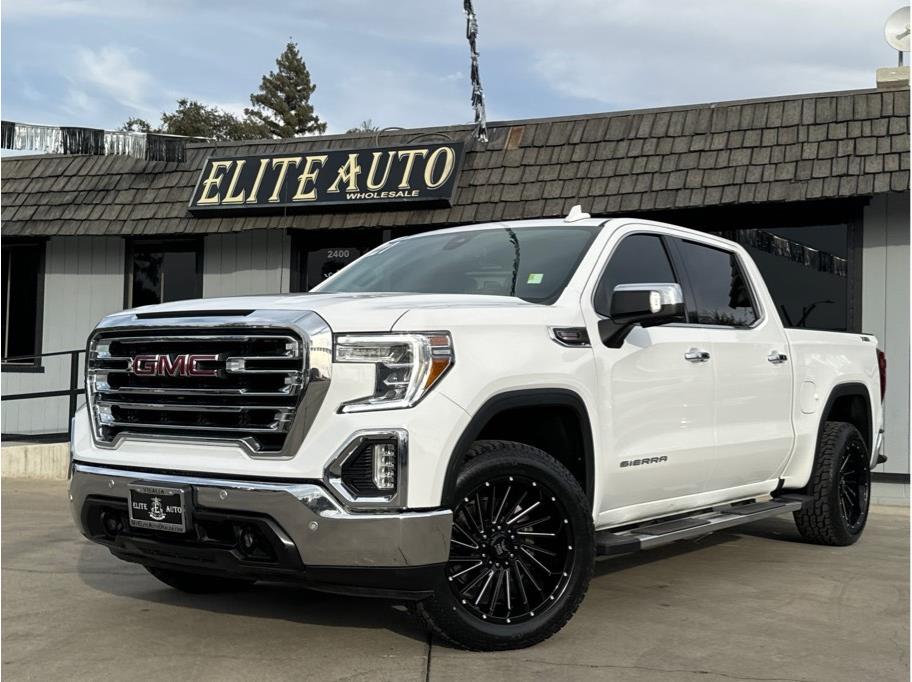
{"left": 2, "top": 0, "right": 902, "bottom": 133}
{"left": 68, "top": 45, "right": 158, "bottom": 115}
{"left": 208, "top": 100, "right": 252, "bottom": 119}
{"left": 495, "top": 0, "right": 898, "bottom": 109}
{"left": 1, "top": 0, "right": 186, "bottom": 19}
{"left": 63, "top": 88, "right": 97, "bottom": 118}
{"left": 322, "top": 65, "right": 470, "bottom": 134}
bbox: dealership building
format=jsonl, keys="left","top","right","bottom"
{"left": 2, "top": 85, "right": 909, "bottom": 486}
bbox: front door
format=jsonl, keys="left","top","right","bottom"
{"left": 584, "top": 230, "right": 716, "bottom": 523}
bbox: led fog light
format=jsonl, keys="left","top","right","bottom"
{"left": 327, "top": 430, "right": 408, "bottom": 508}
{"left": 372, "top": 442, "right": 397, "bottom": 490}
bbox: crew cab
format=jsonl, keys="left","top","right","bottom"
{"left": 69, "top": 210, "right": 886, "bottom": 650}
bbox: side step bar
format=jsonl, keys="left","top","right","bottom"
{"left": 595, "top": 495, "right": 810, "bottom": 558}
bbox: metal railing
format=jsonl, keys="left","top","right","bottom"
{"left": 1, "top": 349, "right": 85, "bottom": 439}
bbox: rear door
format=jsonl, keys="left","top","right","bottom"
{"left": 670, "top": 238, "right": 794, "bottom": 490}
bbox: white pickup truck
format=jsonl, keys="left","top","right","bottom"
{"left": 70, "top": 210, "right": 887, "bottom": 650}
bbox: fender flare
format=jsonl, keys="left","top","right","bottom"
{"left": 441, "top": 388, "right": 595, "bottom": 505}
{"left": 817, "top": 382, "right": 874, "bottom": 453}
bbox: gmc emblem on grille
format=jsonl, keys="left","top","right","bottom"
{"left": 131, "top": 354, "right": 219, "bottom": 377}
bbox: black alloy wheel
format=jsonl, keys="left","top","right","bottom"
{"left": 448, "top": 474, "right": 574, "bottom": 625}
{"left": 837, "top": 432, "right": 870, "bottom": 531}
{"left": 794, "top": 421, "right": 871, "bottom": 546}
{"left": 417, "top": 440, "right": 594, "bottom": 651}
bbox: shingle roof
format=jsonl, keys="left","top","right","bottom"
{"left": 2, "top": 87, "right": 908, "bottom": 236}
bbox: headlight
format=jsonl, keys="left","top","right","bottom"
{"left": 334, "top": 332, "right": 453, "bottom": 412}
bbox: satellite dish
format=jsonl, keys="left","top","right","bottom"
{"left": 884, "top": 6, "right": 910, "bottom": 54}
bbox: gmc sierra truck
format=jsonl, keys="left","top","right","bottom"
{"left": 70, "top": 209, "right": 887, "bottom": 650}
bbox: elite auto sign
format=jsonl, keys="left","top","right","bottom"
{"left": 188, "top": 141, "right": 464, "bottom": 213}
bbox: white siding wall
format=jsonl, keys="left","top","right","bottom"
{"left": 2, "top": 236, "right": 125, "bottom": 435}
{"left": 204, "top": 230, "right": 291, "bottom": 297}
{"left": 3, "top": 230, "right": 293, "bottom": 437}
{"left": 862, "top": 191, "right": 910, "bottom": 475}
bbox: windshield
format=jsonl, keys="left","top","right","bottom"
{"left": 315, "top": 225, "right": 600, "bottom": 304}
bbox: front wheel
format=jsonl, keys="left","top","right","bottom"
{"left": 417, "top": 440, "right": 594, "bottom": 651}
{"left": 794, "top": 421, "right": 871, "bottom": 546}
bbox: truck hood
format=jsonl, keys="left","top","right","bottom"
{"left": 120, "top": 292, "right": 542, "bottom": 332}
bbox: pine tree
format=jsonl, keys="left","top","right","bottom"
{"left": 245, "top": 41, "right": 327, "bottom": 138}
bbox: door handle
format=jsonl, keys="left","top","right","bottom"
{"left": 684, "top": 348, "right": 711, "bottom": 363}
{"left": 767, "top": 351, "right": 788, "bottom": 364}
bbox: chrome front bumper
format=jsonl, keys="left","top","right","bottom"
{"left": 69, "top": 463, "right": 452, "bottom": 568}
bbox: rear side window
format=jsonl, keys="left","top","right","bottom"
{"left": 676, "top": 240, "right": 758, "bottom": 327}
{"left": 595, "top": 234, "right": 677, "bottom": 314}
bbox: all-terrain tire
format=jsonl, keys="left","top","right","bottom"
{"left": 145, "top": 566, "right": 254, "bottom": 594}
{"left": 417, "top": 440, "right": 594, "bottom": 651}
{"left": 794, "top": 421, "right": 871, "bottom": 546}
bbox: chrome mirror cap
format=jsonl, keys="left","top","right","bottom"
{"left": 612, "top": 282, "right": 683, "bottom": 311}
{"left": 600, "top": 282, "right": 685, "bottom": 348}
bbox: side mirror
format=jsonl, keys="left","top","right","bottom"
{"left": 598, "top": 283, "right": 684, "bottom": 348}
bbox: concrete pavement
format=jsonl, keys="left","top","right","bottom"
{"left": 2, "top": 480, "right": 908, "bottom": 681}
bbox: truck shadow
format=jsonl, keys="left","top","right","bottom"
{"left": 74, "top": 544, "right": 429, "bottom": 644}
{"left": 74, "top": 516, "right": 803, "bottom": 646}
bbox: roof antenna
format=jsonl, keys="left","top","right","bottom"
{"left": 564, "top": 204, "right": 591, "bottom": 223}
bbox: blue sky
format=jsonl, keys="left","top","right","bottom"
{"left": 1, "top": 0, "right": 904, "bottom": 134}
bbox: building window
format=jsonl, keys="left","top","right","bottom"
{"left": 2, "top": 240, "right": 45, "bottom": 369}
{"left": 717, "top": 225, "right": 850, "bottom": 331}
{"left": 126, "top": 239, "right": 203, "bottom": 307}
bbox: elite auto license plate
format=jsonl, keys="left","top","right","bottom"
{"left": 128, "top": 485, "right": 187, "bottom": 533}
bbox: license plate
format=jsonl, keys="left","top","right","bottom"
{"left": 128, "top": 485, "right": 188, "bottom": 533}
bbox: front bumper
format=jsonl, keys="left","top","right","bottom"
{"left": 70, "top": 462, "right": 452, "bottom": 597}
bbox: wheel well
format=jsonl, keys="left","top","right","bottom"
{"left": 442, "top": 390, "right": 595, "bottom": 506}
{"left": 823, "top": 386, "right": 872, "bottom": 451}
{"left": 476, "top": 406, "right": 587, "bottom": 488}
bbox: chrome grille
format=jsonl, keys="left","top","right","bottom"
{"left": 87, "top": 330, "right": 306, "bottom": 454}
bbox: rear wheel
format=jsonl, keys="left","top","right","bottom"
{"left": 417, "top": 440, "right": 594, "bottom": 650}
{"left": 144, "top": 566, "right": 254, "bottom": 594}
{"left": 794, "top": 421, "right": 871, "bottom": 546}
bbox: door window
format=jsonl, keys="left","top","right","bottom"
{"left": 676, "top": 240, "right": 757, "bottom": 327}
{"left": 594, "top": 233, "right": 678, "bottom": 315}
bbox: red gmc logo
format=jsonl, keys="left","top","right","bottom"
{"left": 131, "top": 354, "right": 219, "bottom": 377}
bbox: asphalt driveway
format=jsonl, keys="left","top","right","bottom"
{"left": 2, "top": 479, "right": 907, "bottom": 681}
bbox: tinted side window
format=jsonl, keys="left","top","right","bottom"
{"left": 595, "top": 234, "right": 677, "bottom": 314}
{"left": 677, "top": 240, "right": 757, "bottom": 327}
